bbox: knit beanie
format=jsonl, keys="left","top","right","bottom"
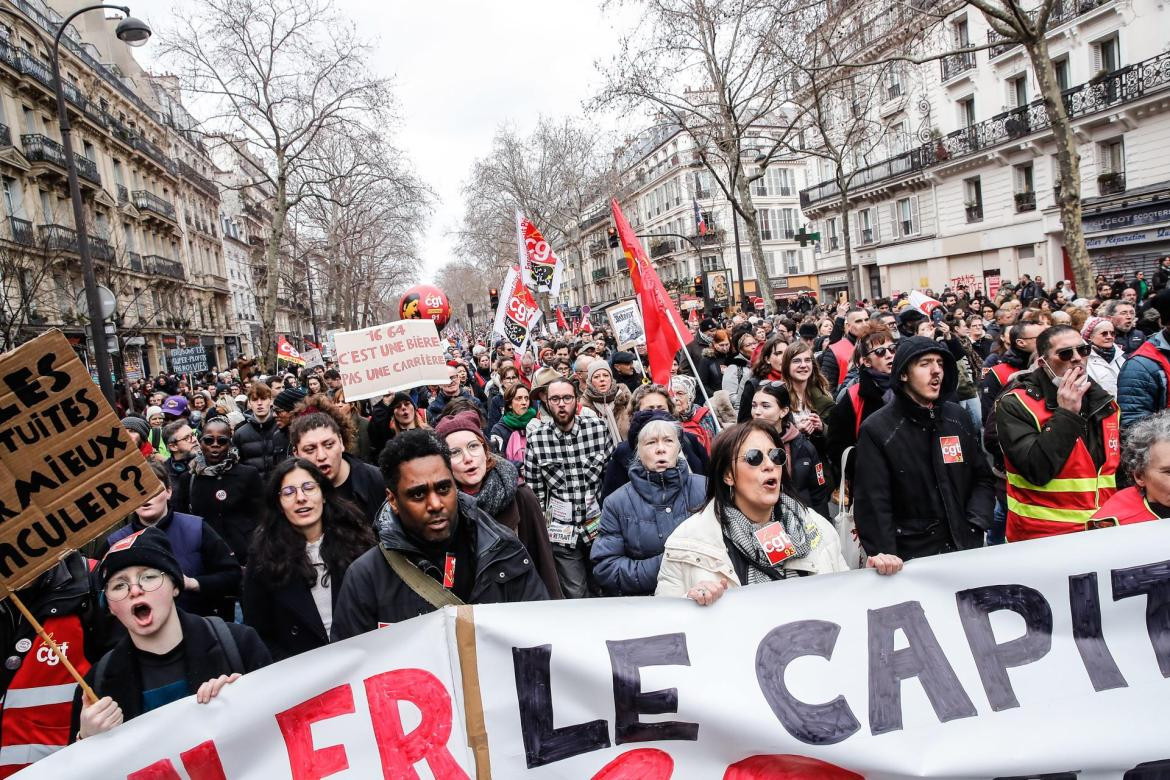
{"left": 274, "top": 386, "right": 308, "bottom": 412}
{"left": 120, "top": 416, "right": 150, "bottom": 441}
{"left": 587, "top": 359, "right": 612, "bottom": 385}
{"left": 145, "top": 405, "right": 164, "bottom": 422}
{"left": 434, "top": 410, "right": 486, "bottom": 446}
{"left": 98, "top": 526, "right": 184, "bottom": 592}
{"left": 1081, "top": 316, "right": 1110, "bottom": 341}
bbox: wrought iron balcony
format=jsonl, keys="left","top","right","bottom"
{"left": 1015, "top": 191, "right": 1037, "bottom": 212}
{"left": 178, "top": 159, "right": 219, "bottom": 198}
{"left": 39, "top": 224, "right": 78, "bottom": 253}
{"left": 134, "top": 136, "right": 177, "bottom": 176}
{"left": 145, "top": 254, "right": 185, "bottom": 281}
{"left": 1098, "top": 171, "right": 1126, "bottom": 195}
{"left": 90, "top": 236, "right": 114, "bottom": 262}
{"left": 861, "top": 228, "right": 875, "bottom": 244}
{"left": 940, "top": 51, "right": 976, "bottom": 82}
{"left": 691, "top": 229, "right": 721, "bottom": 246}
{"left": 592, "top": 267, "right": 610, "bottom": 281}
{"left": 17, "top": 51, "right": 52, "bottom": 89}
{"left": 801, "top": 50, "right": 1170, "bottom": 210}
{"left": 74, "top": 154, "right": 100, "bottom": 185}
{"left": 966, "top": 203, "right": 984, "bottom": 222}
{"left": 828, "top": 235, "right": 841, "bottom": 250}
{"left": 8, "top": 217, "right": 33, "bottom": 246}
{"left": 132, "top": 190, "right": 178, "bottom": 221}
{"left": 987, "top": 0, "right": 1114, "bottom": 59}
{"left": 0, "top": 40, "right": 17, "bottom": 70}
{"left": 650, "top": 239, "right": 676, "bottom": 258}
{"left": 21, "top": 133, "right": 67, "bottom": 168}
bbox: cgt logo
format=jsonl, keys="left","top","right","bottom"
{"left": 939, "top": 436, "right": 964, "bottom": 464}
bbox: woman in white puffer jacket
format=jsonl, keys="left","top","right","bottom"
{"left": 656, "top": 420, "right": 902, "bottom": 605}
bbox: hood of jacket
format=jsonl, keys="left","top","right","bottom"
{"left": 891, "top": 336, "right": 958, "bottom": 400}
{"left": 375, "top": 492, "right": 512, "bottom": 576}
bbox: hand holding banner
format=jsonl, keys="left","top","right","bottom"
{"left": 333, "top": 320, "right": 450, "bottom": 402}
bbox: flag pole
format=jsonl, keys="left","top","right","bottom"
{"left": 0, "top": 583, "right": 97, "bottom": 703}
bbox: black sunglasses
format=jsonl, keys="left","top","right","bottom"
{"left": 866, "top": 345, "right": 895, "bottom": 358}
{"left": 740, "top": 447, "right": 785, "bottom": 467}
{"left": 1054, "top": 343, "right": 1092, "bottom": 362}
{"left": 201, "top": 435, "right": 231, "bottom": 446}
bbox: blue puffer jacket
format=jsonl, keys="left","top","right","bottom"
{"left": 1117, "top": 330, "right": 1170, "bottom": 430}
{"left": 591, "top": 460, "right": 706, "bottom": 596}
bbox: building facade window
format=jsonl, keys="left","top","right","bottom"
{"left": 964, "top": 177, "right": 983, "bottom": 222}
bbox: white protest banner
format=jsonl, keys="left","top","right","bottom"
{"left": 302, "top": 347, "right": 324, "bottom": 370}
{"left": 21, "top": 523, "right": 1170, "bottom": 778}
{"left": 606, "top": 298, "right": 646, "bottom": 350}
{"left": 18, "top": 609, "right": 472, "bottom": 778}
{"left": 334, "top": 319, "right": 449, "bottom": 402}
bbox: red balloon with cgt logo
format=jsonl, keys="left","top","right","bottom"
{"left": 398, "top": 284, "right": 451, "bottom": 330}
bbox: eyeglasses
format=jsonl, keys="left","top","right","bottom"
{"left": 739, "top": 448, "right": 785, "bottom": 467}
{"left": 547, "top": 395, "right": 576, "bottom": 405}
{"left": 1053, "top": 343, "right": 1092, "bottom": 362}
{"left": 201, "top": 435, "right": 230, "bottom": 446}
{"left": 279, "top": 481, "right": 320, "bottom": 500}
{"left": 866, "top": 346, "right": 895, "bottom": 358}
{"left": 168, "top": 431, "right": 196, "bottom": 446}
{"left": 1096, "top": 329, "right": 1116, "bottom": 337}
{"left": 105, "top": 569, "right": 166, "bottom": 601}
{"left": 449, "top": 440, "right": 484, "bottom": 461}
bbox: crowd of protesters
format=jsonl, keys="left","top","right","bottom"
{"left": 4, "top": 258, "right": 1170, "bottom": 771}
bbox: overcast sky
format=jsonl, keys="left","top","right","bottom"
{"left": 127, "top": 0, "right": 636, "bottom": 283}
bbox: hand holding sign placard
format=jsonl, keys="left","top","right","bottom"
{"left": 334, "top": 319, "right": 450, "bottom": 402}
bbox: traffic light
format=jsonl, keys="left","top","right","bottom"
{"left": 607, "top": 226, "right": 619, "bottom": 248}
{"left": 489, "top": 288, "right": 499, "bottom": 309}
{"left": 694, "top": 275, "right": 704, "bottom": 299}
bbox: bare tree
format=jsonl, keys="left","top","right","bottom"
{"left": 0, "top": 240, "right": 56, "bottom": 351}
{"left": 596, "top": 0, "right": 794, "bottom": 313}
{"left": 456, "top": 116, "right": 619, "bottom": 316}
{"left": 784, "top": 0, "right": 1111, "bottom": 295}
{"left": 160, "top": 0, "right": 397, "bottom": 369}
{"left": 434, "top": 259, "right": 493, "bottom": 334}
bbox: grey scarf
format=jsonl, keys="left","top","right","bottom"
{"left": 473, "top": 458, "right": 518, "bottom": 517}
{"left": 190, "top": 447, "right": 240, "bottom": 478}
{"left": 723, "top": 495, "right": 812, "bottom": 585}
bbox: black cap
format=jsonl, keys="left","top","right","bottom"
{"left": 98, "top": 526, "right": 184, "bottom": 592}
{"left": 612, "top": 351, "right": 636, "bottom": 365}
{"left": 699, "top": 317, "right": 718, "bottom": 333}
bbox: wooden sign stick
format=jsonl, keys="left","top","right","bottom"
{"left": 0, "top": 582, "right": 97, "bottom": 704}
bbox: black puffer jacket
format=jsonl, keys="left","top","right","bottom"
{"left": 853, "top": 337, "right": 995, "bottom": 560}
{"left": 330, "top": 494, "right": 549, "bottom": 640}
{"left": 171, "top": 456, "right": 264, "bottom": 564}
{"left": 232, "top": 414, "right": 289, "bottom": 481}
{"left": 340, "top": 453, "right": 388, "bottom": 529}
{"left": 825, "top": 367, "right": 890, "bottom": 483}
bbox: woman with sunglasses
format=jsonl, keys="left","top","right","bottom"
{"left": 750, "top": 383, "right": 832, "bottom": 518}
{"left": 825, "top": 323, "right": 897, "bottom": 482}
{"left": 171, "top": 416, "right": 265, "bottom": 569}
{"left": 243, "top": 460, "right": 374, "bottom": 660}
{"left": 1082, "top": 316, "right": 1125, "bottom": 397}
{"left": 657, "top": 421, "right": 901, "bottom": 604}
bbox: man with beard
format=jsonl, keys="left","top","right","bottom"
{"left": 854, "top": 337, "right": 994, "bottom": 560}
{"left": 161, "top": 419, "right": 200, "bottom": 486}
{"left": 523, "top": 378, "right": 615, "bottom": 598}
{"left": 330, "top": 430, "right": 547, "bottom": 637}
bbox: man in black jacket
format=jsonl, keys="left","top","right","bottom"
{"left": 232, "top": 383, "right": 289, "bottom": 482}
{"left": 331, "top": 430, "right": 548, "bottom": 639}
{"left": 854, "top": 337, "right": 995, "bottom": 560}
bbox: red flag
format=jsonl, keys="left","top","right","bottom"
{"left": 276, "top": 335, "right": 305, "bottom": 366}
{"left": 556, "top": 307, "right": 568, "bottom": 331}
{"left": 611, "top": 199, "right": 692, "bottom": 384}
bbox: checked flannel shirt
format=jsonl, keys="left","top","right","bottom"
{"left": 522, "top": 415, "right": 615, "bottom": 529}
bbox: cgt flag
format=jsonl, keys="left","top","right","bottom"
{"left": 611, "top": 198, "right": 692, "bottom": 384}
{"left": 515, "top": 209, "right": 564, "bottom": 297}
{"left": 276, "top": 336, "right": 305, "bottom": 366}
{"left": 492, "top": 266, "right": 542, "bottom": 353}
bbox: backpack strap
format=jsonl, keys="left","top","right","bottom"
{"left": 91, "top": 650, "right": 113, "bottom": 693}
{"left": 204, "top": 616, "right": 244, "bottom": 672}
{"left": 379, "top": 545, "right": 465, "bottom": 608}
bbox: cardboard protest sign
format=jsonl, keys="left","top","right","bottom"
{"left": 0, "top": 330, "right": 162, "bottom": 590}
{"left": 301, "top": 347, "right": 324, "bottom": 370}
{"left": 26, "top": 522, "right": 1170, "bottom": 778}
{"left": 168, "top": 345, "right": 208, "bottom": 374}
{"left": 606, "top": 299, "right": 646, "bottom": 350}
{"left": 334, "top": 319, "right": 449, "bottom": 402}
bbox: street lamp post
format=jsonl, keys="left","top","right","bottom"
{"left": 0, "top": 5, "right": 151, "bottom": 404}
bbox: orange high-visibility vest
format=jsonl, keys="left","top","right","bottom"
{"left": 1002, "top": 388, "right": 1120, "bottom": 542}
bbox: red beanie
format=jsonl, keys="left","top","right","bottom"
{"left": 434, "top": 410, "right": 485, "bottom": 445}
